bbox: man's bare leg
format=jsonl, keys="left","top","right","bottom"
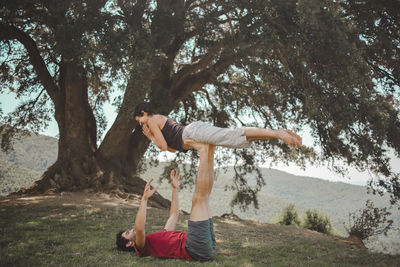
{"left": 186, "top": 141, "right": 211, "bottom": 222}
{"left": 184, "top": 141, "right": 216, "bottom": 261}
{"left": 207, "top": 145, "right": 216, "bottom": 218}
{"left": 207, "top": 145, "right": 216, "bottom": 196}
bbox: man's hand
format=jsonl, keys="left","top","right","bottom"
{"left": 170, "top": 170, "right": 180, "bottom": 189}
{"left": 164, "top": 170, "right": 180, "bottom": 231}
{"left": 142, "top": 124, "right": 154, "bottom": 141}
{"left": 135, "top": 178, "right": 157, "bottom": 249}
{"left": 142, "top": 178, "right": 158, "bottom": 201}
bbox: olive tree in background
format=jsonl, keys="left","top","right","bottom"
{"left": 0, "top": 0, "right": 399, "bottom": 209}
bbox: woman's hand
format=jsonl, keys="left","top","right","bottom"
{"left": 142, "top": 124, "right": 154, "bottom": 140}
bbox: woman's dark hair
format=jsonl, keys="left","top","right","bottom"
{"left": 132, "top": 102, "right": 156, "bottom": 118}
{"left": 116, "top": 230, "right": 135, "bottom": 252}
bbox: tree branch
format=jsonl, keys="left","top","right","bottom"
{"left": 198, "top": 88, "right": 217, "bottom": 111}
{"left": 0, "top": 23, "right": 58, "bottom": 102}
{"left": 217, "top": 80, "right": 273, "bottom": 127}
{"left": 118, "top": 0, "right": 147, "bottom": 26}
{"left": 172, "top": 39, "right": 257, "bottom": 100}
{"left": 171, "top": 47, "right": 239, "bottom": 101}
{"left": 171, "top": 41, "right": 224, "bottom": 89}
{"left": 185, "top": 0, "right": 214, "bottom": 12}
{"left": 184, "top": 0, "right": 197, "bottom": 11}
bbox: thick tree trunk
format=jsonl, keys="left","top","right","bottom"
{"left": 18, "top": 61, "right": 170, "bottom": 208}
{"left": 22, "top": 61, "right": 99, "bottom": 191}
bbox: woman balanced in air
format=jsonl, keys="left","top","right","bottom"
{"left": 133, "top": 102, "right": 302, "bottom": 153}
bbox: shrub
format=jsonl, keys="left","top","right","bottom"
{"left": 303, "top": 209, "right": 332, "bottom": 234}
{"left": 345, "top": 199, "right": 393, "bottom": 240}
{"left": 279, "top": 204, "right": 301, "bottom": 226}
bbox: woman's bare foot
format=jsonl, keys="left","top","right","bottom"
{"left": 287, "top": 130, "right": 302, "bottom": 146}
{"left": 278, "top": 129, "right": 302, "bottom": 147}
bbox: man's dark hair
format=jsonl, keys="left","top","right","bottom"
{"left": 133, "top": 102, "right": 156, "bottom": 118}
{"left": 116, "top": 230, "right": 134, "bottom": 252}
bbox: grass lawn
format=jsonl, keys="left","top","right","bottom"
{"left": 1, "top": 196, "right": 399, "bottom": 267}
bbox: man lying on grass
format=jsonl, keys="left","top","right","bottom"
{"left": 116, "top": 141, "right": 216, "bottom": 261}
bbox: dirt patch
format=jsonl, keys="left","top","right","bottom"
{"left": 0, "top": 191, "right": 142, "bottom": 209}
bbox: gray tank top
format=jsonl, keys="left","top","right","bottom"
{"left": 161, "top": 118, "right": 187, "bottom": 152}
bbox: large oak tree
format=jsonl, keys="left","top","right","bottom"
{"left": 1, "top": 0, "right": 399, "bottom": 208}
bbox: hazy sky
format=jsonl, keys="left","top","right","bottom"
{"left": 1, "top": 90, "right": 399, "bottom": 186}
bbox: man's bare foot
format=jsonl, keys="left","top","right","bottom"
{"left": 278, "top": 129, "right": 302, "bottom": 147}
{"left": 209, "top": 144, "right": 216, "bottom": 154}
{"left": 183, "top": 139, "right": 209, "bottom": 152}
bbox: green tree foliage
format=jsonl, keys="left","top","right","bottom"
{"left": 279, "top": 204, "right": 301, "bottom": 226}
{"left": 346, "top": 199, "right": 393, "bottom": 240}
{"left": 303, "top": 209, "right": 332, "bottom": 234}
{"left": 0, "top": 0, "right": 399, "bottom": 209}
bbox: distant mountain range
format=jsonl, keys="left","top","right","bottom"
{"left": 0, "top": 133, "right": 57, "bottom": 195}
{"left": 0, "top": 133, "right": 399, "bottom": 254}
{"left": 0, "top": 133, "right": 57, "bottom": 173}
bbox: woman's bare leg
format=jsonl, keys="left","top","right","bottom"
{"left": 243, "top": 127, "right": 302, "bottom": 147}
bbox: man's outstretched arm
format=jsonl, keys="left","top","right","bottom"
{"left": 164, "top": 170, "right": 180, "bottom": 231}
{"left": 135, "top": 178, "right": 158, "bottom": 250}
